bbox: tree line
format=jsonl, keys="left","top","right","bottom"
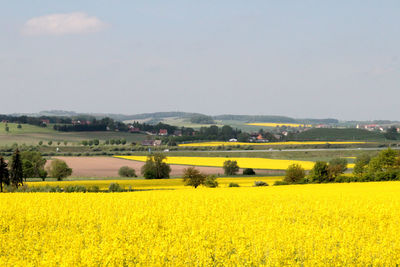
{"left": 0, "top": 150, "right": 73, "bottom": 192}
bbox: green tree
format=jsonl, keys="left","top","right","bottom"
{"left": 353, "top": 154, "right": 371, "bottom": 177}
{"left": 369, "top": 148, "right": 399, "bottom": 173}
{"left": 309, "top": 161, "right": 329, "bottom": 183}
{"left": 182, "top": 167, "right": 206, "bottom": 188}
{"left": 237, "top": 132, "right": 250, "bottom": 142}
{"left": 17, "top": 124, "right": 22, "bottom": 129}
{"left": 121, "top": 139, "right": 127, "bottom": 145}
{"left": 118, "top": 166, "right": 137, "bottom": 177}
{"left": 47, "top": 159, "right": 72, "bottom": 181}
{"left": 0, "top": 157, "right": 10, "bottom": 192}
{"left": 141, "top": 153, "right": 171, "bottom": 179}
{"left": 328, "top": 158, "right": 348, "bottom": 180}
{"left": 20, "top": 151, "right": 47, "bottom": 179}
{"left": 223, "top": 160, "right": 239, "bottom": 175}
{"left": 284, "top": 164, "right": 306, "bottom": 183}
{"left": 384, "top": 126, "right": 399, "bottom": 140}
{"left": 22, "top": 160, "right": 34, "bottom": 182}
{"left": 221, "top": 125, "right": 234, "bottom": 140}
{"left": 38, "top": 141, "right": 43, "bottom": 146}
{"left": 93, "top": 139, "right": 100, "bottom": 146}
{"left": 48, "top": 141, "right": 53, "bottom": 146}
{"left": 10, "top": 149, "right": 23, "bottom": 188}
{"left": 64, "top": 141, "right": 68, "bottom": 146}
{"left": 82, "top": 140, "right": 88, "bottom": 146}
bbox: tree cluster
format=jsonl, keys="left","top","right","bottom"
{"left": 352, "top": 148, "right": 400, "bottom": 182}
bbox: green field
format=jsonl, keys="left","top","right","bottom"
{"left": 0, "top": 123, "right": 147, "bottom": 146}
{"left": 293, "top": 128, "right": 386, "bottom": 141}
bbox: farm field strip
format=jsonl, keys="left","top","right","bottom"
{"left": 246, "top": 122, "right": 312, "bottom": 127}
{"left": 178, "top": 141, "right": 368, "bottom": 147}
{"left": 26, "top": 177, "right": 282, "bottom": 190}
{"left": 1, "top": 182, "right": 400, "bottom": 265}
{"left": 115, "top": 155, "right": 346, "bottom": 170}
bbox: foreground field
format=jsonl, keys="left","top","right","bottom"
{"left": 1, "top": 182, "right": 400, "bottom": 265}
{"left": 116, "top": 155, "right": 331, "bottom": 170}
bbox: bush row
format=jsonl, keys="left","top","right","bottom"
{"left": 4, "top": 183, "right": 130, "bottom": 193}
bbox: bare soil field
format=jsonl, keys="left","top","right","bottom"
{"left": 47, "top": 157, "right": 282, "bottom": 178}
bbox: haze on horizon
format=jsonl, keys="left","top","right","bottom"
{"left": 1, "top": 1, "right": 399, "bottom": 121}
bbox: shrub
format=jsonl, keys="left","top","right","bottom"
{"left": 228, "top": 182, "right": 239, "bottom": 187}
{"left": 223, "top": 160, "right": 239, "bottom": 175}
{"left": 285, "top": 164, "right": 305, "bottom": 184}
{"left": 88, "top": 185, "right": 100, "bottom": 192}
{"left": 254, "top": 181, "right": 268, "bottom": 187}
{"left": 243, "top": 168, "right": 256, "bottom": 175}
{"left": 65, "top": 185, "right": 87, "bottom": 193}
{"left": 108, "top": 183, "right": 123, "bottom": 192}
{"left": 274, "top": 180, "right": 289, "bottom": 186}
{"left": 204, "top": 175, "right": 218, "bottom": 188}
{"left": 118, "top": 166, "right": 137, "bottom": 178}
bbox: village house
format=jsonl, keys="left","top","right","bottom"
{"left": 141, "top": 140, "right": 162, "bottom": 146}
{"left": 159, "top": 129, "right": 168, "bottom": 136}
{"left": 41, "top": 119, "right": 50, "bottom": 125}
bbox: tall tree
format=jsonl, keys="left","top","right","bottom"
{"left": 10, "top": 149, "right": 23, "bottom": 188}
{"left": 0, "top": 156, "right": 10, "bottom": 192}
{"left": 141, "top": 153, "right": 171, "bottom": 179}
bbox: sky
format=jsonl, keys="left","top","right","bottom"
{"left": 1, "top": 1, "right": 400, "bottom": 120}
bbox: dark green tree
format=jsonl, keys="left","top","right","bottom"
{"left": 10, "top": 149, "right": 23, "bottom": 188}
{"left": 223, "top": 160, "right": 239, "bottom": 175}
{"left": 47, "top": 159, "right": 72, "bottom": 181}
{"left": 328, "top": 158, "right": 348, "bottom": 180}
{"left": 284, "top": 164, "right": 306, "bottom": 183}
{"left": 141, "top": 153, "right": 171, "bottom": 179}
{"left": 0, "top": 156, "right": 10, "bottom": 192}
{"left": 384, "top": 126, "right": 399, "bottom": 140}
{"left": 20, "top": 151, "right": 47, "bottom": 180}
{"left": 309, "top": 161, "right": 329, "bottom": 183}
{"left": 182, "top": 167, "right": 206, "bottom": 188}
{"left": 353, "top": 154, "right": 371, "bottom": 177}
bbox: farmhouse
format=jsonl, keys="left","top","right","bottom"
{"left": 129, "top": 127, "right": 140, "bottom": 133}
{"left": 159, "top": 129, "right": 168, "bottom": 136}
{"left": 141, "top": 140, "right": 162, "bottom": 146}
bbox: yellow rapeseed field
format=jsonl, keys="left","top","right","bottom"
{"left": 246, "top": 122, "right": 312, "bottom": 127}
{"left": 115, "top": 155, "right": 319, "bottom": 170}
{"left": 177, "top": 141, "right": 367, "bottom": 147}
{"left": 1, "top": 182, "right": 400, "bottom": 265}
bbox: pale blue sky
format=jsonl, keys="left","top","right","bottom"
{"left": 1, "top": 1, "right": 399, "bottom": 120}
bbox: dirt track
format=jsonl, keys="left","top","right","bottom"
{"left": 47, "top": 157, "right": 283, "bottom": 178}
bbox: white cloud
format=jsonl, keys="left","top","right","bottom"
{"left": 22, "top": 12, "right": 107, "bottom": 36}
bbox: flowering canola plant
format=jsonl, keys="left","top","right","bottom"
{"left": 178, "top": 141, "right": 367, "bottom": 147}
{"left": 1, "top": 182, "right": 400, "bottom": 265}
{"left": 115, "top": 155, "right": 320, "bottom": 170}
